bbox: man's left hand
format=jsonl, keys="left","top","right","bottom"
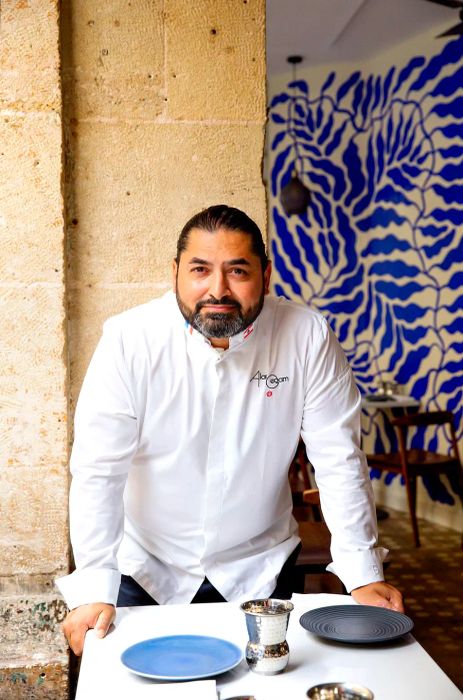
{"left": 351, "top": 581, "right": 404, "bottom": 612}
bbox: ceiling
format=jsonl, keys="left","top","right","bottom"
{"left": 266, "top": 0, "right": 456, "bottom": 75}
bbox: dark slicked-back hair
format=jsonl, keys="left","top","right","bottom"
{"left": 176, "top": 204, "right": 268, "bottom": 271}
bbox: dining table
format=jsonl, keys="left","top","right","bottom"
{"left": 361, "top": 394, "right": 420, "bottom": 412}
{"left": 75, "top": 592, "right": 462, "bottom": 699}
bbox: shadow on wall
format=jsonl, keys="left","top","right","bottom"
{"left": 268, "top": 37, "right": 463, "bottom": 506}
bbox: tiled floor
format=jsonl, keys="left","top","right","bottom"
{"left": 376, "top": 506, "right": 463, "bottom": 693}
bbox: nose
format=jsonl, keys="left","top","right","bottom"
{"left": 209, "top": 269, "right": 231, "bottom": 300}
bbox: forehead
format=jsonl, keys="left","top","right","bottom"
{"left": 181, "top": 227, "right": 257, "bottom": 260}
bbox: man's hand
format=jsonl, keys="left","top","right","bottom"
{"left": 62, "top": 603, "right": 116, "bottom": 656}
{"left": 351, "top": 581, "right": 404, "bottom": 613}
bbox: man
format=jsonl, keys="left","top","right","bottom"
{"left": 58, "top": 204, "right": 403, "bottom": 655}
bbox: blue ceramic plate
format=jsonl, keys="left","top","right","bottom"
{"left": 120, "top": 634, "right": 243, "bottom": 680}
{"left": 300, "top": 605, "right": 413, "bottom": 644}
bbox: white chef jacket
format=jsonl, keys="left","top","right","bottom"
{"left": 56, "top": 291, "right": 387, "bottom": 610}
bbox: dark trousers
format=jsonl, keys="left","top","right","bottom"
{"left": 116, "top": 543, "right": 302, "bottom": 607}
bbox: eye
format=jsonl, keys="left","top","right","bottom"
{"left": 230, "top": 267, "right": 248, "bottom": 276}
{"left": 190, "top": 266, "right": 208, "bottom": 274}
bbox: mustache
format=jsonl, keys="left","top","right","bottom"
{"left": 195, "top": 296, "right": 241, "bottom": 311}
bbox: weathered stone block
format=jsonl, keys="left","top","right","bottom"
{"left": 61, "top": 0, "right": 165, "bottom": 120}
{"left": 0, "top": 113, "right": 64, "bottom": 283}
{"left": 165, "top": 0, "right": 266, "bottom": 121}
{"left": 0, "top": 592, "right": 67, "bottom": 657}
{"left": 0, "top": 573, "right": 59, "bottom": 596}
{"left": 1, "top": 601, "right": 72, "bottom": 699}
{"left": 0, "top": 287, "right": 67, "bottom": 468}
{"left": 0, "top": 0, "right": 61, "bottom": 112}
{"left": 0, "top": 663, "right": 68, "bottom": 700}
{"left": 0, "top": 469, "right": 69, "bottom": 575}
{"left": 65, "top": 120, "right": 266, "bottom": 286}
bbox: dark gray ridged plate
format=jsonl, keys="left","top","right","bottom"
{"left": 299, "top": 605, "right": 413, "bottom": 643}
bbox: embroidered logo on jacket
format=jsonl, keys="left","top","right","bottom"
{"left": 250, "top": 370, "right": 289, "bottom": 390}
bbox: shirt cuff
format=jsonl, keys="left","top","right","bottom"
{"left": 326, "top": 547, "right": 388, "bottom": 593}
{"left": 55, "top": 568, "right": 122, "bottom": 610}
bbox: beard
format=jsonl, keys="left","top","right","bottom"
{"left": 176, "top": 290, "right": 265, "bottom": 339}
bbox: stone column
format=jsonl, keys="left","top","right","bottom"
{"left": 0, "top": 1, "right": 69, "bottom": 697}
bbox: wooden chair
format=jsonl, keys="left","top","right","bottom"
{"left": 289, "top": 441, "right": 344, "bottom": 593}
{"left": 292, "top": 487, "right": 345, "bottom": 594}
{"left": 367, "top": 411, "right": 463, "bottom": 548}
{"left": 289, "top": 438, "right": 314, "bottom": 522}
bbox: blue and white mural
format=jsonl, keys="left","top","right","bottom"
{"left": 268, "top": 38, "right": 463, "bottom": 506}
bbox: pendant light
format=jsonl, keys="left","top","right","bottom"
{"left": 279, "top": 55, "right": 311, "bottom": 217}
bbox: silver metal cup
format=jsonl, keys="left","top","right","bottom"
{"left": 306, "top": 682, "right": 374, "bottom": 699}
{"left": 240, "top": 598, "right": 294, "bottom": 675}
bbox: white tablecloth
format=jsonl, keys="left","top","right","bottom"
{"left": 76, "top": 593, "right": 462, "bottom": 700}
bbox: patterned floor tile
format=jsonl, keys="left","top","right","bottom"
{"left": 377, "top": 506, "right": 463, "bottom": 691}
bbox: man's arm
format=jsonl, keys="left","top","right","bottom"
{"left": 56, "top": 318, "right": 139, "bottom": 651}
{"left": 62, "top": 603, "right": 116, "bottom": 656}
{"left": 301, "top": 319, "right": 403, "bottom": 609}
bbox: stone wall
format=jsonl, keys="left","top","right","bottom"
{"left": 0, "top": 0, "right": 266, "bottom": 696}
{"left": 61, "top": 0, "right": 267, "bottom": 403}
{"left": 0, "top": 0, "right": 70, "bottom": 697}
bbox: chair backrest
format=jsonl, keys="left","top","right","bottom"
{"left": 289, "top": 439, "right": 313, "bottom": 495}
{"left": 392, "top": 410, "right": 454, "bottom": 428}
{"left": 302, "top": 488, "right": 323, "bottom": 522}
{"left": 391, "top": 411, "right": 461, "bottom": 464}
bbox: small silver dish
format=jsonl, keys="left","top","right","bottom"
{"left": 306, "top": 682, "right": 374, "bottom": 699}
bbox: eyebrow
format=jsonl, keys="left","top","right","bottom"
{"left": 187, "top": 257, "right": 251, "bottom": 266}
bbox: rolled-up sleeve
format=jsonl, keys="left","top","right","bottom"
{"left": 300, "top": 319, "right": 388, "bottom": 592}
{"left": 56, "top": 318, "right": 139, "bottom": 609}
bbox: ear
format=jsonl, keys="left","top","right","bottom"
{"left": 172, "top": 259, "right": 178, "bottom": 292}
{"left": 263, "top": 261, "right": 272, "bottom": 295}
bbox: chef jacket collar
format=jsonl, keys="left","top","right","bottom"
{"left": 180, "top": 310, "right": 259, "bottom": 351}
